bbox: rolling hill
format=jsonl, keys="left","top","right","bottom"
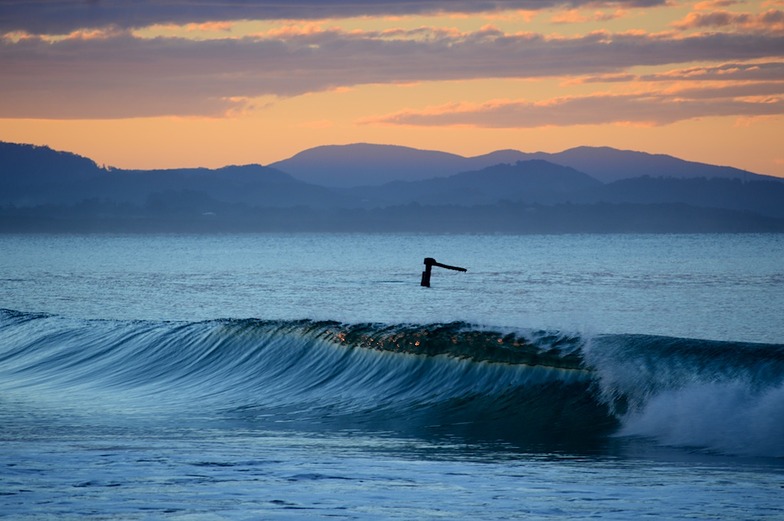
{"left": 2, "top": 141, "right": 783, "bottom": 232}
{"left": 271, "top": 143, "right": 778, "bottom": 187}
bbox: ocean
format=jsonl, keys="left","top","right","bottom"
{"left": 1, "top": 233, "right": 782, "bottom": 520}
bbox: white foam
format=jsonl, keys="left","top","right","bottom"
{"left": 619, "top": 381, "right": 784, "bottom": 458}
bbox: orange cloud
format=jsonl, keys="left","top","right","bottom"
{"left": 185, "top": 21, "right": 235, "bottom": 32}
{"left": 579, "top": 62, "right": 784, "bottom": 84}
{"left": 364, "top": 82, "right": 784, "bottom": 128}
{"left": 1, "top": 31, "right": 34, "bottom": 43}
{"left": 694, "top": 1, "right": 743, "bottom": 9}
{"left": 4, "top": 19, "right": 783, "bottom": 119}
{"left": 551, "top": 9, "right": 626, "bottom": 24}
{"left": 673, "top": 9, "right": 784, "bottom": 32}
{"left": 261, "top": 22, "right": 329, "bottom": 39}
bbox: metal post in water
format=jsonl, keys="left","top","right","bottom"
{"left": 421, "top": 257, "right": 467, "bottom": 287}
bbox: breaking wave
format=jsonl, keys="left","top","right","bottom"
{"left": 1, "top": 309, "right": 782, "bottom": 457}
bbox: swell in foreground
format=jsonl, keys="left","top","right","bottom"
{"left": 1, "top": 309, "right": 782, "bottom": 458}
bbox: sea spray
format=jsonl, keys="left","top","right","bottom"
{"left": 583, "top": 333, "right": 784, "bottom": 457}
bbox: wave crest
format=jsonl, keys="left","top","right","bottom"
{"left": 1, "top": 309, "right": 782, "bottom": 456}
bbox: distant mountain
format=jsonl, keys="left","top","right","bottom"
{"left": 100, "top": 164, "right": 345, "bottom": 208}
{"left": 344, "top": 159, "right": 784, "bottom": 219}
{"left": 462, "top": 149, "right": 531, "bottom": 171}
{"left": 269, "top": 143, "right": 470, "bottom": 187}
{"left": 2, "top": 140, "right": 783, "bottom": 233}
{"left": 347, "top": 160, "right": 602, "bottom": 206}
{"left": 0, "top": 143, "right": 103, "bottom": 205}
{"left": 0, "top": 142, "right": 101, "bottom": 181}
{"left": 0, "top": 142, "right": 346, "bottom": 209}
{"left": 271, "top": 143, "right": 778, "bottom": 187}
{"left": 579, "top": 176, "right": 784, "bottom": 219}
{"left": 523, "top": 146, "right": 768, "bottom": 184}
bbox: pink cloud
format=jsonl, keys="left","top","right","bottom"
{"left": 0, "top": 1, "right": 671, "bottom": 35}
{"left": 579, "top": 62, "right": 784, "bottom": 83}
{"left": 364, "top": 82, "right": 784, "bottom": 128}
{"left": 2, "top": 26, "right": 782, "bottom": 118}
{"left": 673, "top": 9, "right": 784, "bottom": 32}
{"left": 694, "top": 1, "right": 744, "bottom": 9}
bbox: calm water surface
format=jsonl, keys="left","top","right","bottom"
{"left": 2, "top": 233, "right": 782, "bottom": 341}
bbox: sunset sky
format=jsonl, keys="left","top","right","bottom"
{"left": 1, "top": 0, "right": 783, "bottom": 178}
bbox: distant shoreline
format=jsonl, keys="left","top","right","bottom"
{"left": 3, "top": 201, "right": 783, "bottom": 234}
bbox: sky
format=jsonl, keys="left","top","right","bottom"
{"left": 1, "top": 0, "right": 783, "bottom": 177}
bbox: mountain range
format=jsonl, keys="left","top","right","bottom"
{"left": 270, "top": 143, "right": 769, "bottom": 186}
{"left": 1, "top": 141, "right": 783, "bottom": 233}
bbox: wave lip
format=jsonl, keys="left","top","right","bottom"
{"left": 310, "top": 320, "right": 587, "bottom": 367}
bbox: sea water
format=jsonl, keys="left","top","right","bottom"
{"left": 1, "top": 233, "right": 782, "bottom": 520}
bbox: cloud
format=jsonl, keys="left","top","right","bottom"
{"left": 550, "top": 9, "right": 627, "bottom": 24}
{"left": 694, "top": 1, "right": 744, "bottom": 9}
{"left": 364, "top": 83, "right": 784, "bottom": 127}
{"left": 579, "top": 62, "right": 784, "bottom": 83}
{"left": 2, "top": 27, "right": 783, "bottom": 118}
{"left": 0, "top": 0, "right": 671, "bottom": 34}
{"left": 666, "top": 81, "right": 784, "bottom": 100}
{"left": 673, "top": 9, "right": 784, "bottom": 32}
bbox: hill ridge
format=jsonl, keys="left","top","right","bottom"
{"left": 2, "top": 140, "right": 783, "bottom": 233}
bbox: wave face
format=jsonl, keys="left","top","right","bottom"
{"left": 1, "top": 309, "right": 782, "bottom": 457}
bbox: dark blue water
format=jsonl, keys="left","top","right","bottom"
{"left": 1, "top": 234, "right": 783, "bottom": 519}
